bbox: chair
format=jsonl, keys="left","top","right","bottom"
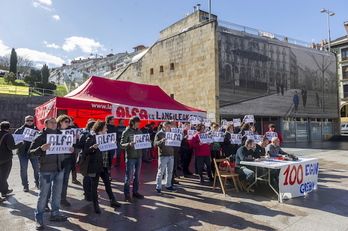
{"left": 213, "top": 158, "right": 241, "bottom": 196}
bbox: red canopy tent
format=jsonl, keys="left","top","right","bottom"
{"left": 35, "top": 76, "right": 206, "bottom": 129}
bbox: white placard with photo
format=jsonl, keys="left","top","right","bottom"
{"left": 187, "top": 130, "right": 196, "bottom": 140}
{"left": 96, "top": 133, "right": 117, "bottom": 151}
{"left": 244, "top": 115, "right": 254, "bottom": 123}
{"left": 134, "top": 134, "right": 152, "bottom": 150}
{"left": 171, "top": 128, "right": 184, "bottom": 134}
{"left": 244, "top": 131, "right": 253, "bottom": 136}
{"left": 254, "top": 135, "right": 263, "bottom": 143}
{"left": 231, "top": 134, "right": 242, "bottom": 144}
{"left": 46, "top": 134, "right": 74, "bottom": 154}
{"left": 12, "top": 134, "right": 24, "bottom": 143}
{"left": 233, "top": 118, "right": 241, "bottom": 127}
{"left": 23, "top": 127, "right": 39, "bottom": 142}
{"left": 265, "top": 132, "right": 278, "bottom": 141}
{"left": 211, "top": 132, "right": 224, "bottom": 142}
{"left": 198, "top": 133, "right": 213, "bottom": 144}
{"left": 165, "top": 132, "right": 183, "bottom": 147}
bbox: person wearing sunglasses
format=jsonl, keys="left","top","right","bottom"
{"left": 14, "top": 115, "right": 40, "bottom": 192}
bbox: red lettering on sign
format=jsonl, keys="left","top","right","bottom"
{"left": 116, "top": 107, "right": 125, "bottom": 118}
{"left": 139, "top": 109, "right": 148, "bottom": 120}
{"left": 131, "top": 108, "right": 139, "bottom": 116}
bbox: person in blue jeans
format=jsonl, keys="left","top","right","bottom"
{"left": 29, "top": 117, "right": 74, "bottom": 230}
{"left": 14, "top": 115, "right": 39, "bottom": 192}
{"left": 154, "top": 121, "right": 176, "bottom": 195}
{"left": 120, "top": 116, "right": 144, "bottom": 203}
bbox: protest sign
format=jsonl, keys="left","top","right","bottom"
{"left": 188, "top": 116, "right": 201, "bottom": 125}
{"left": 187, "top": 130, "right": 196, "bottom": 140}
{"left": 254, "top": 135, "right": 263, "bottom": 143}
{"left": 134, "top": 134, "right": 152, "bottom": 150}
{"left": 165, "top": 132, "right": 183, "bottom": 147}
{"left": 244, "top": 115, "right": 254, "bottom": 123}
{"left": 244, "top": 131, "right": 253, "bottom": 136}
{"left": 198, "top": 133, "right": 213, "bottom": 144}
{"left": 231, "top": 134, "right": 242, "bottom": 144}
{"left": 61, "top": 128, "right": 82, "bottom": 144}
{"left": 96, "top": 133, "right": 117, "bottom": 151}
{"left": 265, "top": 132, "right": 278, "bottom": 141}
{"left": 221, "top": 121, "right": 232, "bottom": 129}
{"left": 203, "top": 119, "right": 212, "bottom": 127}
{"left": 23, "top": 127, "right": 39, "bottom": 142}
{"left": 46, "top": 134, "right": 74, "bottom": 154}
{"left": 233, "top": 118, "right": 241, "bottom": 127}
{"left": 171, "top": 128, "right": 184, "bottom": 134}
{"left": 211, "top": 132, "right": 224, "bottom": 142}
{"left": 12, "top": 134, "right": 24, "bottom": 143}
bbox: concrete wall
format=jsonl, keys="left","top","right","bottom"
{"left": 115, "top": 14, "right": 220, "bottom": 121}
{"left": 0, "top": 95, "right": 53, "bottom": 130}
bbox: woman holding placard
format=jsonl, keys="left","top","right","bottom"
{"left": 223, "top": 123, "right": 238, "bottom": 160}
{"left": 84, "top": 120, "right": 121, "bottom": 214}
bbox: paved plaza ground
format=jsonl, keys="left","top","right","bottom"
{"left": 0, "top": 141, "right": 348, "bottom": 231}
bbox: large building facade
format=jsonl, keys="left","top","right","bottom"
{"left": 107, "top": 10, "right": 339, "bottom": 142}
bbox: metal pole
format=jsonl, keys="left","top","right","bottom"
{"left": 327, "top": 12, "right": 331, "bottom": 52}
{"left": 208, "top": 0, "right": 211, "bottom": 21}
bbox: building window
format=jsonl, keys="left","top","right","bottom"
{"left": 170, "top": 94, "right": 174, "bottom": 99}
{"left": 342, "top": 48, "right": 348, "bottom": 61}
{"left": 344, "top": 85, "right": 348, "bottom": 98}
{"left": 170, "top": 63, "right": 175, "bottom": 70}
{"left": 343, "top": 66, "right": 348, "bottom": 80}
{"left": 160, "top": 66, "right": 164, "bottom": 72}
{"left": 150, "top": 68, "right": 154, "bottom": 75}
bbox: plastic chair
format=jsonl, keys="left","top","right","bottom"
{"left": 213, "top": 158, "right": 241, "bottom": 196}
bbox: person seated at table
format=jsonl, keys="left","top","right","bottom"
{"left": 265, "top": 137, "right": 288, "bottom": 158}
{"left": 235, "top": 139, "right": 261, "bottom": 191}
{"left": 253, "top": 137, "right": 269, "bottom": 159}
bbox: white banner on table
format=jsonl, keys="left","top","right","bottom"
{"left": 61, "top": 128, "right": 83, "bottom": 144}
{"left": 46, "top": 134, "right": 74, "bottom": 154}
{"left": 13, "top": 134, "right": 24, "bottom": 143}
{"left": 265, "top": 132, "right": 278, "bottom": 141}
{"left": 244, "top": 115, "right": 254, "bottom": 123}
{"left": 233, "top": 118, "right": 241, "bottom": 127}
{"left": 231, "top": 134, "right": 242, "bottom": 144}
{"left": 23, "top": 127, "right": 39, "bottom": 142}
{"left": 211, "top": 132, "right": 224, "bottom": 142}
{"left": 171, "top": 128, "right": 184, "bottom": 134}
{"left": 279, "top": 158, "right": 319, "bottom": 200}
{"left": 187, "top": 130, "right": 196, "bottom": 140}
{"left": 203, "top": 119, "right": 212, "bottom": 127}
{"left": 254, "top": 135, "right": 263, "bottom": 143}
{"left": 96, "top": 133, "right": 117, "bottom": 151}
{"left": 165, "top": 132, "right": 182, "bottom": 147}
{"left": 134, "top": 134, "right": 152, "bottom": 150}
{"left": 198, "top": 133, "right": 213, "bottom": 144}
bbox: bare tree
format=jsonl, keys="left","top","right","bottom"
{"left": 17, "top": 55, "right": 34, "bottom": 73}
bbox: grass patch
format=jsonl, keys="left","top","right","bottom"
{"left": 55, "top": 85, "right": 68, "bottom": 96}
{"left": 0, "top": 77, "right": 27, "bottom": 86}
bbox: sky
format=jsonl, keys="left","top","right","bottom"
{"left": 0, "top": 0, "right": 347, "bottom": 69}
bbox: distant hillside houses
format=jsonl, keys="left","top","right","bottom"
{"left": 49, "top": 45, "right": 148, "bottom": 88}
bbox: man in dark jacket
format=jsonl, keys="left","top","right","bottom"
{"left": 120, "top": 116, "right": 144, "bottom": 203}
{"left": 0, "top": 121, "right": 23, "bottom": 198}
{"left": 14, "top": 115, "right": 39, "bottom": 192}
{"left": 29, "top": 117, "right": 74, "bottom": 230}
{"left": 106, "top": 115, "right": 117, "bottom": 168}
{"left": 115, "top": 118, "right": 126, "bottom": 166}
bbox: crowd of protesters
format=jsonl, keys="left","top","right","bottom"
{"left": 0, "top": 114, "right": 285, "bottom": 230}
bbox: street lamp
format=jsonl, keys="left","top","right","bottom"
{"left": 320, "top": 8, "right": 335, "bottom": 52}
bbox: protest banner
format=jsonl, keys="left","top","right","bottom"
{"left": 203, "top": 119, "right": 212, "bottom": 127}
{"left": 233, "top": 118, "right": 241, "bottom": 127}
{"left": 171, "top": 128, "right": 184, "bottom": 134}
{"left": 46, "top": 134, "right": 74, "bottom": 154}
{"left": 165, "top": 132, "right": 183, "bottom": 147}
{"left": 12, "top": 134, "right": 24, "bottom": 143}
{"left": 244, "top": 115, "right": 254, "bottom": 123}
{"left": 96, "top": 133, "right": 117, "bottom": 151}
{"left": 188, "top": 116, "right": 201, "bottom": 125}
{"left": 211, "top": 132, "right": 224, "bottom": 142}
{"left": 265, "top": 132, "right": 278, "bottom": 141}
{"left": 254, "top": 135, "right": 263, "bottom": 143}
{"left": 231, "top": 134, "right": 242, "bottom": 144}
{"left": 61, "top": 128, "right": 83, "bottom": 144}
{"left": 187, "top": 130, "right": 196, "bottom": 140}
{"left": 244, "top": 131, "right": 253, "bottom": 136}
{"left": 221, "top": 121, "right": 232, "bottom": 129}
{"left": 198, "top": 133, "right": 213, "bottom": 144}
{"left": 134, "top": 134, "right": 152, "bottom": 150}
{"left": 23, "top": 127, "right": 39, "bottom": 142}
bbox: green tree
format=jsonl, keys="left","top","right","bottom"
{"left": 41, "top": 64, "right": 49, "bottom": 86}
{"left": 4, "top": 72, "right": 16, "bottom": 84}
{"left": 9, "top": 48, "right": 17, "bottom": 74}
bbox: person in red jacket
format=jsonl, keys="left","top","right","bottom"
{"left": 191, "top": 124, "right": 213, "bottom": 183}
{"left": 264, "top": 124, "right": 283, "bottom": 145}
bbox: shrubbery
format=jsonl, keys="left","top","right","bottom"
{"left": 4, "top": 72, "right": 16, "bottom": 84}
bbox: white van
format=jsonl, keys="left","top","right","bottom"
{"left": 341, "top": 123, "right": 348, "bottom": 134}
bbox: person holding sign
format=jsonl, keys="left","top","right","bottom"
{"left": 191, "top": 124, "right": 213, "bottom": 183}
{"left": 29, "top": 117, "right": 73, "bottom": 230}
{"left": 207, "top": 124, "right": 222, "bottom": 175}
{"left": 264, "top": 124, "right": 283, "bottom": 145}
{"left": 222, "top": 123, "right": 238, "bottom": 159}
{"left": 154, "top": 121, "right": 177, "bottom": 195}
{"left": 14, "top": 115, "right": 40, "bottom": 192}
{"left": 84, "top": 120, "right": 121, "bottom": 214}
{"left": 0, "top": 121, "right": 24, "bottom": 199}
{"left": 120, "top": 116, "right": 145, "bottom": 203}
{"left": 181, "top": 122, "right": 194, "bottom": 176}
